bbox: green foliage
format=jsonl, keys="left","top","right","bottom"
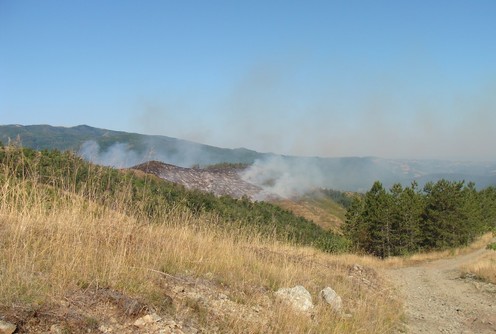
{"left": 0, "top": 146, "right": 348, "bottom": 253}
{"left": 344, "top": 179, "right": 496, "bottom": 257}
{"left": 487, "top": 243, "right": 496, "bottom": 251}
{"left": 321, "top": 188, "right": 354, "bottom": 209}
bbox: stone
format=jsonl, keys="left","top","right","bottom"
{"left": 320, "top": 287, "right": 342, "bottom": 312}
{"left": 0, "top": 321, "right": 16, "bottom": 334}
{"left": 275, "top": 285, "right": 314, "bottom": 312}
{"left": 134, "top": 312, "right": 162, "bottom": 327}
{"left": 50, "top": 324, "right": 63, "bottom": 333}
{"left": 98, "top": 324, "right": 113, "bottom": 333}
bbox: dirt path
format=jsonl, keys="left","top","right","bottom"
{"left": 386, "top": 246, "right": 496, "bottom": 333}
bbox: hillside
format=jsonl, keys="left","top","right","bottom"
{"left": 0, "top": 146, "right": 347, "bottom": 253}
{"left": 0, "top": 145, "right": 401, "bottom": 333}
{"left": 273, "top": 190, "right": 349, "bottom": 233}
{"left": 130, "top": 161, "right": 350, "bottom": 232}
{"left": 1, "top": 124, "right": 495, "bottom": 191}
{"left": 1, "top": 142, "right": 495, "bottom": 334}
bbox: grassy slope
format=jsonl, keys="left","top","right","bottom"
{"left": 272, "top": 197, "right": 345, "bottom": 233}
{"left": 0, "top": 146, "right": 402, "bottom": 333}
{"left": 0, "top": 146, "right": 348, "bottom": 253}
{"left": 271, "top": 189, "right": 351, "bottom": 234}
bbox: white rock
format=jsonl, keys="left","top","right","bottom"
{"left": 50, "top": 324, "right": 63, "bottom": 333}
{"left": 134, "top": 313, "right": 162, "bottom": 327}
{"left": 275, "top": 285, "right": 314, "bottom": 312}
{"left": 133, "top": 318, "right": 147, "bottom": 328}
{"left": 320, "top": 287, "right": 342, "bottom": 312}
{"left": 0, "top": 320, "right": 16, "bottom": 334}
{"left": 98, "top": 325, "right": 113, "bottom": 333}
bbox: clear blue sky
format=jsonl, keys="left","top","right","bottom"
{"left": 1, "top": 0, "right": 495, "bottom": 160}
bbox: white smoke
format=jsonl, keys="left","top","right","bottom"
{"left": 78, "top": 141, "right": 142, "bottom": 168}
{"left": 77, "top": 139, "right": 223, "bottom": 169}
{"left": 241, "top": 156, "right": 325, "bottom": 199}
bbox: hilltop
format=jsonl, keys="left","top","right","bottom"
{"left": 1, "top": 124, "right": 495, "bottom": 191}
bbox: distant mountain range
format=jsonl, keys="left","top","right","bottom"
{"left": 1, "top": 124, "right": 495, "bottom": 191}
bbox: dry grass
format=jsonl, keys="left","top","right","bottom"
{"left": 460, "top": 245, "right": 496, "bottom": 285}
{"left": 273, "top": 197, "right": 345, "bottom": 232}
{"left": 461, "top": 253, "right": 496, "bottom": 284}
{"left": 354, "top": 233, "right": 496, "bottom": 270}
{"left": 0, "top": 171, "right": 402, "bottom": 333}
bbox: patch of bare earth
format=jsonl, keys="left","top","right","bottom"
{"left": 386, "top": 244, "right": 496, "bottom": 333}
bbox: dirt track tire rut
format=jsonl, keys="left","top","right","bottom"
{"left": 386, "top": 246, "right": 496, "bottom": 333}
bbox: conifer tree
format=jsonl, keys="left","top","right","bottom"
{"left": 361, "top": 181, "right": 391, "bottom": 258}
{"left": 421, "top": 180, "right": 467, "bottom": 249}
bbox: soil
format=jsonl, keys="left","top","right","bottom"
{"left": 386, "top": 245, "right": 496, "bottom": 333}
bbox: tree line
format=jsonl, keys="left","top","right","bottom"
{"left": 344, "top": 180, "right": 496, "bottom": 258}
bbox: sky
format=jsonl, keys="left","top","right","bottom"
{"left": 1, "top": 0, "right": 495, "bottom": 161}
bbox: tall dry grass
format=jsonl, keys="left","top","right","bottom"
{"left": 461, "top": 252, "right": 496, "bottom": 284}
{"left": 460, "top": 238, "right": 496, "bottom": 284}
{"left": 0, "top": 155, "right": 402, "bottom": 333}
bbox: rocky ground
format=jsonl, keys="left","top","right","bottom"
{"left": 0, "top": 263, "right": 377, "bottom": 334}
{"left": 0, "top": 272, "right": 271, "bottom": 334}
{"left": 386, "top": 244, "right": 496, "bottom": 333}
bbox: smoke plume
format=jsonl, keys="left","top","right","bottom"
{"left": 78, "top": 141, "right": 142, "bottom": 168}
{"left": 241, "top": 156, "right": 325, "bottom": 199}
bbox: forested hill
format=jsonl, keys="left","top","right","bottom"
{"left": 1, "top": 124, "right": 495, "bottom": 191}
{"left": 0, "top": 124, "right": 263, "bottom": 166}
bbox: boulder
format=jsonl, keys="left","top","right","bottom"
{"left": 320, "top": 287, "right": 342, "bottom": 312}
{"left": 133, "top": 313, "right": 162, "bottom": 327}
{"left": 275, "top": 285, "right": 314, "bottom": 312}
{"left": 0, "top": 320, "right": 16, "bottom": 334}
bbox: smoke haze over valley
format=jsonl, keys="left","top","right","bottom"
{"left": 1, "top": 125, "right": 495, "bottom": 195}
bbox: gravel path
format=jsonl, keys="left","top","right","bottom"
{"left": 386, "top": 245, "right": 496, "bottom": 333}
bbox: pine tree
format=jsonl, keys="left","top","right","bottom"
{"left": 388, "top": 182, "right": 423, "bottom": 255}
{"left": 362, "top": 181, "right": 391, "bottom": 258}
{"left": 479, "top": 187, "right": 496, "bottom": 231}
{"left": 343, "top": 196, "right": 366, "bottom": 252}
{"left": 421, "top": 180, "right": 467, "bottom": 249}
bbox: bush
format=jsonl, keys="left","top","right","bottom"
{"left": 486, "top": 243, "right": 496, "bottom": 251}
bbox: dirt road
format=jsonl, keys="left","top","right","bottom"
{"left": 386, "top": 246, "right": 496, "bottom": 333}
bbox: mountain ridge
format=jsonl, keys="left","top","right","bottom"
{"left": 1, "top": 124, "right": 495, "bottom": 191}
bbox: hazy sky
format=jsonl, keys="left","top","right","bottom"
{"left": 1, "top": 1, "right": 495, "bottom": 161}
